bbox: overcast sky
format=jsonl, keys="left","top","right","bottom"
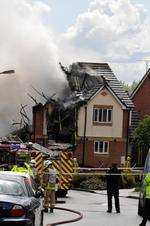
{"left": 0, "top": 0, "right": 150, "bottom": 136}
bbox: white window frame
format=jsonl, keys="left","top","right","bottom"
{"left": 94, "top": 141, "right": 109, "bottom": 154}
{"left": 93, "top": 108, "right": 112, "bottom": 123}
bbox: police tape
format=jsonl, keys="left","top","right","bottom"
{"left": 76, "top": 167, "right": 144, "bottom": 171}
{"left": 57, "top": 172, "right": 144, "bottom": 176}
{"left": 40, "top": 172, "right": 145, "bottom": 176}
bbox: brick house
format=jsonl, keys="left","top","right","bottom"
{"left": 31, "top": 62, "right": 134, "bottom": 167}
{"left": 60, "top": 62, "right": 134, "bottom": 167}
{"left": 131, "top": 69, "right": 150, "bottom": 120}
{"left": 130, "top": 69, "right": 150, "bottom": 165}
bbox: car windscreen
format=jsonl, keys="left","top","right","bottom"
{"left": 0, "top": 179, "right": 25, "bottom": 196}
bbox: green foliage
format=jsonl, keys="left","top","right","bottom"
{"left": 131, "top": 116, "right": 150, "bottom": 165}
{"left": 72, "top": 174, "right": 106, "bottom": 190}
{"left": 72, "top": 172, "right": 139, "bottom": 191}
{"left": 121, "top": 169, "right": 136, "bottom": 188}
{"left": 132, "top": 116, "right": 150, "bottom": 152}
{"left": 120, "top": 80, "right": 139, "bottom": 95}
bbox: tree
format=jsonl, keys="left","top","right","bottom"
{"left": 121, "top": 80, "right": 139, "bottom": 95}
{"left": 132, "top": 116, "right": 150, "bottom": 165}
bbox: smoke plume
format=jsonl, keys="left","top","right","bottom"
{"left": 0, "top": 0, "right": 66, "bottom": 137}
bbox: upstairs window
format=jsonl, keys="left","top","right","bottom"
{"left": 94, "top": 141, "right": 109, "bottom": 154}
{"left": 93, "top": 106, "right": 112, "bottom": 123}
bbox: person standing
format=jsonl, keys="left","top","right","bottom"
{"left": 29, "top": 159, "right": 41, "bottom": 188}
{"left": 139, "top": 171, "right": 150, "bottom": 226}
{"left": 42, "top": 160, "right": 57, "bottom": 213}
{"left": 12, "top": 158, "right": 30, "bottom": 174}
{"left": 106, "top": 163, "right": 121, "bottom": 213}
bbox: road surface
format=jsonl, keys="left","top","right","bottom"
{"left": 44, "top": 189, "right": 150, "bottom": 226}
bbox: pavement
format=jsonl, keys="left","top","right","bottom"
{"left": 43, "top": 189, "right": 141, "bottom": 226}
{"left": 95, "top": 188, "right": 139, "bottom": 199}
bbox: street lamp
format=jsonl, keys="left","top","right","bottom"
{"left": 0, "top": 70, "right": 15, "bottom": 75}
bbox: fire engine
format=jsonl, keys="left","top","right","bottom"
{"left": 31, "top": 142, "right": 76, "bottom": 197}
{"left": 0, "top": 141, "right": 76, "bottom": 197}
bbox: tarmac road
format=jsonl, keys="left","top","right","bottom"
{"left": 43, "top": 189, "right": 150, "bottom": 226}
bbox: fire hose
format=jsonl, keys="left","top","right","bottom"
{"left": 46, "top": 207, "right": 83, "bottom": 226}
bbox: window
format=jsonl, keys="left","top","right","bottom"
{"left": 94, "top": 141, "right": 109, "bottom": 154}
{"left": 93, "top": 107, "right": 112, "bottom": 123}
{"left": 0, "top": 180, "right": 25, "bottom": 196}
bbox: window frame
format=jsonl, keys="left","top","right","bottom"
{"left": 93, "top": 106, "right": 113, "bottom": 124}
{"left": 94, "top": 140, "right": 109, "bottom": 154}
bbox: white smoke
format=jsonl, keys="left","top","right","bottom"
{"left": 0, "top": 0, "right": 66, "bottom": 136}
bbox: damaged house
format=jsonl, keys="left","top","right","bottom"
{"left": 32, "top": 62, "right": 134, "bottom": 167}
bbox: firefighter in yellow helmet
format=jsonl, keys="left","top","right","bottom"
{"left": 42, "top": 160, "right": 57, "bottom": 213}
{"left": 11, "top": 156, "right": 33, "bottom": 177}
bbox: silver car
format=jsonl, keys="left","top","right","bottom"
{"left": 0, "top": 171, "right": 43, "bottom": 226}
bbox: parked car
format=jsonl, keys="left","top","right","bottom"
{"left": 138, "top": 150, "right": 150, "bottom": 218}
{"left": 0, "top": 171, "right": 43, "bottom": 226}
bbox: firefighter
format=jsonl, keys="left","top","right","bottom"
{"left": 139, "top": 171, "right": 150, "bottom": 226}
{"left": 30, "top": 159, "right": 37, "bottom": 177}
{"left": 11, "top": 157, "right": 29, "bottom": 174}
{"left": 30, "top": 159, "right": 41, "bottom": 188}
{"left": 42, "top": 160, "right": 57, "bottom": 213}
{"left": 12, "top": 155, "right": 33, "bottom": 177}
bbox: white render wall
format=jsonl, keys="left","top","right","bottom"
{"left": 78, "top": 88, "right": 123, "bottom": 138}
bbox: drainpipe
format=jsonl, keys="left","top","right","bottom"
{"left": 126, "top": 110, "right": 130, "bottom": 160}
{"left": 33, "top": 107, "right": 37, "bottom": 143}
{"left": 82, "top": 105, "right": 87, "bottom": 166}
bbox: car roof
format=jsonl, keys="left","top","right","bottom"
{"left": 0, "top": 171, "right": 30, "bottom": 179}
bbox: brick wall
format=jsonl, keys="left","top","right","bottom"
{"left": 74, "top": 138, "right": 126, "bottom": 167}
{"left": 132, "top": 76, "right": 150, "bottom": 118}
{"left": 32, "top": 104, "right": 44, "bottom": 142}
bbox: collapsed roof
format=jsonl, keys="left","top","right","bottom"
{"left": 61, "top": 62, "right": 134, "bottom": 109}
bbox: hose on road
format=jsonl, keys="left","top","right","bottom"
{"left": 46, "top": 206, "right": 83, "bottom": 226}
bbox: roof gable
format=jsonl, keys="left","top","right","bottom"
{"left": 131, "top": 69, "right": 150, "bottom": 99}
{"left": 88, "top": 86, "right": 126, "bottom": 109}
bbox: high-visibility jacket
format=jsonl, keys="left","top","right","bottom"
{"left": 24, "top": 163, "right": 34, "bottom": 177}
{"left": 144, "top": 172, "right": 150, "bottom": 199}
{"left": 11, "top": 163, "right": 33, "bottom": 177}
{"left": 11, "top": 165, "right": 29, "bottom": 174}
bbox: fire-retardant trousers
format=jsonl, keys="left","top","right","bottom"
{"left": 43, "top": 189, "right": 55, "bottom": 209}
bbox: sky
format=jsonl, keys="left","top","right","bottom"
{"left": 0, "top": 0, "right": 150, "bottom": 136}
{"left": 47, "top": 0, "right": 150, "bottom": 82}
